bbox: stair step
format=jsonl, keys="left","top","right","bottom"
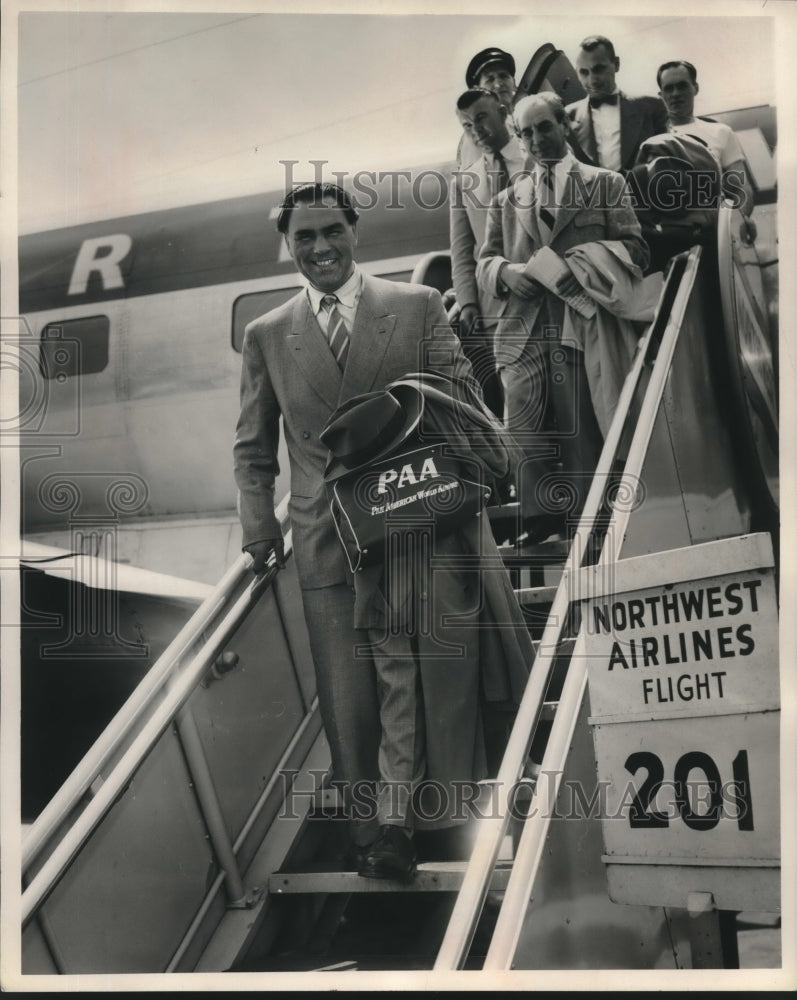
{"left": 540, "top": 701, "right": 558, "bottom": 721}
{"left": 268, "top": 861, "right": 512, "bottom": 895}
{"left": 516, "top": 584, "right": 558, "bottom": 605}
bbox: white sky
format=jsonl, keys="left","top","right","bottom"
{"left": 10, "top": 1, "right": 786, "bottom": 232}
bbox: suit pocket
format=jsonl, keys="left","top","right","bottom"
{"left": 572, "top": 211, "right": 605, "bottom": 228}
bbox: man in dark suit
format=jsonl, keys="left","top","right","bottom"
{"left": 477, "top": 93, "right": 649, "bottom": 543}
{"left": 566, "top": 35, "right": 667, "bottom": 174}
{"left": 234, "top": 182, "right": 529, "bottom": 879}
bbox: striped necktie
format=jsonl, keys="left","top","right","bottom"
{"left": 321, "top": 293, "right": 350, "bottom": 371}
{"left": 536, "top": 163, "right": 556, "bottom": 242}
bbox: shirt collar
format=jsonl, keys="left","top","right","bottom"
{"left": 497, "top": 137, "right": 525, "bottom": 166}
{"left": 305, "top": 264, "right": 362, "bottom": 315}
{"left": 534, "top": 149, "right": 577, "bottom": 181}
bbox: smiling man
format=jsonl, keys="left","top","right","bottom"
{"left": 233, "top": 182, "right": 525, "bottom": 881}
{"left": 566, "top": 35, "right": 667, "bottom": 174}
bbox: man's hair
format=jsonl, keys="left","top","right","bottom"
{"left": 513, "top": 91, "right": 568, "bottom": 127}
{"left": 276, "top": 182, "right": 359, "bottom": 234}
{"left": 579, "top": 35, "right": 617, "bottom": 61}
{"left": 456, "top": 87, "right": 502, "bottom": 112}
{"left": 657, "top": 60, "right": 698, "bottom": 88}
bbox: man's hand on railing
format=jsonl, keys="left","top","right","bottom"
{"left": 244, "top": 538, "right": 285, "bottom": 573}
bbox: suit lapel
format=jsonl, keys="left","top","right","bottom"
{"left": 573, "top": 100, "right": 598, "bottom": 165}
{"left": 620, "top": 94, "right": 643, "bottom": 171}
{"left": 339, "top": 276, "right": 396, "bottom": 402}
{"left": 512, "top": 174, "right": 542, "bottom": 245}
{"left": 550, "top": 162, "right": 588, "bottom": 242}
{"left": 286, "top": 293, "right": 342, "bottom": 411}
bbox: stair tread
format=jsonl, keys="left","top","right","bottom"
{"left": 268, "top": 861, "right": 512, "bottom": 895}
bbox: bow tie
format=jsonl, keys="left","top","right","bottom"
{"left": 589, "top": 93, "right": 619, "bottom": 108}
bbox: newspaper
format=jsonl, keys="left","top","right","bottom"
{"left": 524, "top": 245, "right": 597, "bottom": 318}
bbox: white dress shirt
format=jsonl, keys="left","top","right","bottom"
{"left": 534, "top": 149, "right": 578, "bottom": 217}
{"left": 305, "top": 265, "right": 363, "bottom": 335}
{"left": 590, "top": 88, "right": 622, "bottom": 172}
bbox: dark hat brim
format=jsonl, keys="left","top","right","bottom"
{"left": 322, "top": 384, "right": 425, "bottom": 480}
{"left": 466, "top": 47, "right": 516, "bottom": 88}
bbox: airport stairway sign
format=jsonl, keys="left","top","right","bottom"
{"left": 580, "top": 533, "right": 780, "bottom": 915}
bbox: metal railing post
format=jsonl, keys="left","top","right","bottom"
{"left": 174, "top": 705, "right": 248, "bottom": 906}
{"left": 434, "top": 249, "right": 701, "bottom": 970}
{"left": 481, "top": 248, "right": 703, "bottom": 970}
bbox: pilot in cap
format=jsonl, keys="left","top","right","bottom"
{"left": 465, "top": 47, "right": 516, "bottom": 88}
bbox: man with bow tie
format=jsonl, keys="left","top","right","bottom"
{"left": 450, "top": 88, "right": 528, "bottom": 415}
{"left": 477, "top": 93, "right": 650, "bottom": 544}
{"left": 566, "top": 35, "right": 667, "bottom": 175}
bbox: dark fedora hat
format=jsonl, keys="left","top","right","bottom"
{"left": 321, "top": 384, "right": 425, "bottom": 476}
{"left": 466, "top": 47, "right": 516, "bottom": 88}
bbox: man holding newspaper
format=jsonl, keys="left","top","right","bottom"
{"left": 477, "top": 91, "right": 655, "bottom": 545}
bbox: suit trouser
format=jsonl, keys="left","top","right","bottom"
{"left": 500, "top": 340, "right": 604, "bottom": 522}
{"left": 300, "top": 584, "right": 425, "bottom": 845}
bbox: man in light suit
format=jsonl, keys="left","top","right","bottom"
{"left": 477, "top": 93, "right": 649, "bottom": 542}
{"left": 234, "top": 182, "right": 511, "bottom": 880}
{"left": 457, "top": 46, "right": 518, "bottom": 168}
{"left": 566, "top": 35, "right": 667, "bottom": 175}
{"left": 450, "top": 88, "right": 528, "bottom": 416}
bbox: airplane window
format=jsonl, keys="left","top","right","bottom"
{"left": 39, "top": 315, "right": 109, "bottom": 379}
{"left": 232, "top": 274, "right": 412, "bottom": 352}
{"left": 232, "top": 287, "right": 301, "bottom": 352}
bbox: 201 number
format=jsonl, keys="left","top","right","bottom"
{"left": 624, "top": 749, "right": 753, "bottom": 831}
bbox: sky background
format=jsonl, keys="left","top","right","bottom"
{"left": 12, "top": 2, "right": 786, "bottom": 233}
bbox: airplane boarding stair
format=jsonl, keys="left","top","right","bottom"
{"left": 20, "top": 212, "right": 780, "bottom": 974}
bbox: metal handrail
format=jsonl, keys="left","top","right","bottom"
{"left": 22, "top": 495, "right": 291, "bottom": 872}
{"left": 434, "top": 249, "right": 702, "bottom": 970}
{"left": 484, "top": 249, "right": 702, "bottom": 969}
{"left": 22, "top": 516, "right": 292, "bottom": 923}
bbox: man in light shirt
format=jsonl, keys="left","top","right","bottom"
{"left": 566, "top": 35, "right": 666, "bottom": 175}
{"left": 656, "top": 59, "right": 754, "bottom": 216}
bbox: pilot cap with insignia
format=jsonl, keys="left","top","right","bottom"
{"left": 465, "top": 47, "right": 516, "bottom": 88}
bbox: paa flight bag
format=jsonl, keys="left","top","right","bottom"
{"left": 328, "top": 439, "right": 490, "bottom": 573}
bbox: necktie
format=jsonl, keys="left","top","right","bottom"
{"left": 490, "top": 150, "right": 510, "bottom": 196}
{"left": 321, "top": 293, "right": 350, "bottom": 371}
{"left": 589, "top": 93, "right": 619, "bottom": 109}
{"left": 536, "top": 163, "right": 556, "bottom": 242}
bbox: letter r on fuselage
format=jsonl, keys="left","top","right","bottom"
{"left": 68, "top": 234, "right": 133, "bottom": 296}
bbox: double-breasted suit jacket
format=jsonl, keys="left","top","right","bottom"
{"left": 234, "top": 273, "right": 471, "bottom": 591}
{"left": 476, "top": 159, "right": 649, "bottom": 364}
{"left": 566, "top": 93, "right": 668, "bottom": 174}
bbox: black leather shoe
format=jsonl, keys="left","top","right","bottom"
{"left": 342, "top": 843, "right": 369, "bottom": 871}
{"left": 358, "top": 825, "right": 417, "bottom": 881}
